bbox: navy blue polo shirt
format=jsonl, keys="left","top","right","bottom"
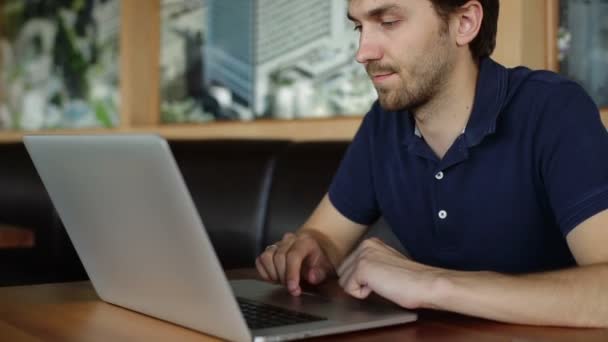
{"left": 328, "top": 58, "right": 608, "bottom": 274}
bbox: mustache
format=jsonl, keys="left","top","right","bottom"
{"left": 366, "top": 62, "right": 398, "bottom": 76}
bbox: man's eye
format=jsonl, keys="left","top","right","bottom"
{"left": 381, "top": 21, "right": 400, "bottom": 28}
{"left": 353, "top": 25, "right": 362, "bottom": 32}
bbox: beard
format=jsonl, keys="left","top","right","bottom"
{"left": 368, "top": 33, "right": 454, "bottom": 112}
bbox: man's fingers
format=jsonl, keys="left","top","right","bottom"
{"left": 340, "top": 256, "right": 376, "bottom": 300}
{"left": 273, "top": 234, "right": 297, "bottom": 285}
{"left": 345, "top": 281, "right": 372, "bottom": 299}
{"left": 307, "top": 266, "right": 327, "bottom": 285}
{"left": 340, "top": 264, "right": 372, "bottom": 300}
{"left": 256, "top": 232, "right": 334, "bottom": 295}
{"left": 255, "top": 257, "right": 270, "bottom": 281}
{"left": 338, "top": 241, "right": 376, "bottom": 300}
{"left": 259, "top": 249, "right": 279, "bottom": 282}
{"left": 285, "top": 239, "right": 319, "bottom": 295}
{"left": 273, "top": 247, "right": 288, "bottom": 285}
{"left": 338, "top": 259, "right": 355, "bottom": 289}
{"left": 300, "top": 255, "right": 330, "bottom": 285}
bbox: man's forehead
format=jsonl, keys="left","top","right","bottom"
{"left": 348, "top": 0, "right": 405, "bottom": 9}
{"left": 347, "top": 0, "right": 414, "bottom": 20}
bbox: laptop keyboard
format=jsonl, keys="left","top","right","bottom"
{"left": 236, "top": 297, "right": 327, "bottom": 330}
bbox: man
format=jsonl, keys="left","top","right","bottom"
{"left": 256, "top": 0, "right": 608, "bottom": 327}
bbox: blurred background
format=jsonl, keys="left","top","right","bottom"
{"left": 0, "top": 0, "right": 606, "bottom": 133}
{"left": 0, "top": 0, "right": 120, "bottom": 130}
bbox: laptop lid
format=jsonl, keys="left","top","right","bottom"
{"left": 24, "top": 134, "right": 252, "bottom": 342}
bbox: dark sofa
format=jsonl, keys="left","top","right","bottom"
{"left": 0, "top": 139, "right": 401, "bottom": 286}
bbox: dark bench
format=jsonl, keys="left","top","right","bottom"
{"left": 0, "top": 140, "right": 401, "bottom": 286}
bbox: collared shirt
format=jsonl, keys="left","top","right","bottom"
{"left": 328, "top": 58, "right": 608, "bottom": 273}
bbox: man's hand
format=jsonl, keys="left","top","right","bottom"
{"left": 256, "top": 231, "right": 335, "bottom": 296}
{"left": 337, "top": 237, "right": 444, "bottom": 309}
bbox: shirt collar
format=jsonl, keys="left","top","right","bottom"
{"left": 463, "top": 57, "right": 508, "bottom": 147}
{"left": 402, "top": 57, "right": 508, "bottom": 147}
{"left": 413, "top": 125, "right": 465, "bottom": 138}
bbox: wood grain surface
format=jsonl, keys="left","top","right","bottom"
{"left": 1, "top": 269, "right": 607, "bottom": 341}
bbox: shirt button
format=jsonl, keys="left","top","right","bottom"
{"left": 435, "top": 171, "right": 444, "bottom": 180}
{"left": 438, "top": 210, "right": 448, "bottom": 219}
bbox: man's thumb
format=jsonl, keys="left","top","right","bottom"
{"left": 307, "top": 267, "right": 326, "bottom": 284}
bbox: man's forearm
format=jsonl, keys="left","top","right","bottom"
{"left": 297, "top": 226, "right": 362, "bottom": 269}
{"left": 429, "top": 263, "right": 608, "bottom": 328}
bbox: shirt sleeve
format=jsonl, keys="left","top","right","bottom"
{"left": 328, "top": 104, "right": 381, "bottom": 226}
{"left": 538, "top": 82, "right": 608, "bottom": 236}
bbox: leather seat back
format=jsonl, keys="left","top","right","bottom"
{"left": 170, "top": 140, "right": 289, "bottom": 268}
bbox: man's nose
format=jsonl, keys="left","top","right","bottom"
{"left": 355, "top": 30, "right": 383, "bottom": 64}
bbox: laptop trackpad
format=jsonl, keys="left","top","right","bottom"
{"left": 230, "top": 279, "right": 403, "bottom": 319}
{"left": 231, "top": 279, "right": 330, "bottom": 306}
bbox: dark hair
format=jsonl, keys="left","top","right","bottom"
{"left": 429, "top": 0, "right": 499, "bottom": 60}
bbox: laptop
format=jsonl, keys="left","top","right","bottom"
{"left": 23, "top": 135, "right": 416, "bottom": 342}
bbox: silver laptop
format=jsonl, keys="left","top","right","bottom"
{"left": 24, "top": 135, "right": 416, "bottom": 342}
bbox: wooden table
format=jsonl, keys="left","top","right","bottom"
{"left": 1, "top": 270, "right": 607, "bottom": 341}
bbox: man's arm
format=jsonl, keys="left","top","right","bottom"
{"left": 338, "top": 209, "right": 608, "bottom": 328}
{"left": 434, "top": 209, "right": 608, "bottom": 327}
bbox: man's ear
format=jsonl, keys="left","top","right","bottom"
{"left": 452, "top": 0, "right": 483, "bottom": 47}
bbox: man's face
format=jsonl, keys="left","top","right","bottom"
{"left": 348, "top": 0, "right": 456, "bottom": 112}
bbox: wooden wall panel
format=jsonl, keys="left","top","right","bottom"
{"left": 545, "top": 0, "right": 559, "bottom": 71}
{"left": 493, "top": 0, "right": 548, "bottom": 70}
{"left": 120, "top": 0, "right": 161, "bottom": 127}
{"left": 521, "top": 0, "right": 550, "bottom": 70}
{"left": 493, "top": 0, "right": 524, "bottom": 67}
